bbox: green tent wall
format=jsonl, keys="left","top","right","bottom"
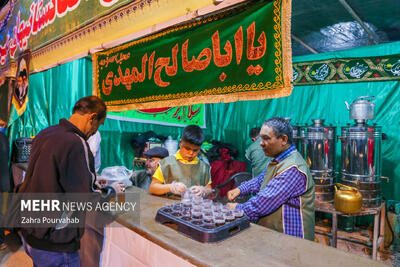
{"left": 7, "top": 41, "right": 400, "bottom": 201}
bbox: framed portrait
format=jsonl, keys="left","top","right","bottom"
{"left": 13, "top": 50, "right": 31, "bottom": 115}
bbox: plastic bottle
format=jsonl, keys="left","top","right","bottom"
{"left": 165, "top": 136, "right": 178, "bottom": 156}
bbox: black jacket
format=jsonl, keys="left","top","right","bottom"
{"left": 19, "top": 119, "right": 109, "bottom": 252}
{"left": 0, "top": 132, "right": 10, "bottom": 192}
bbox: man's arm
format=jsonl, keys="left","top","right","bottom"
{"left": 149, "top": 178, "right": 172, "bottom": 195}
{"left": 149, "top": 165, "right": 187, "bottom": 195}
{"left": 236, "top": 167, "right": 307, "bottom": 222}
{"left": 227, "top": 169, "right": 266, "bottom": 201}
{"left": 149, "top": 164, "right": 170, "bottom": 195}
{"left": 237, "top": 169, "right": 267, "bottom": 195}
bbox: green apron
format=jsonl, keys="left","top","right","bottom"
{"left": 159, "top": 155, "right": 211, "bottom": 187}
{"left": 257, "top": 150, "right": 315, "bottom": 241}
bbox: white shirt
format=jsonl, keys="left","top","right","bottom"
{"left": 87, "top": 131, "right": 101, "bottom": 173}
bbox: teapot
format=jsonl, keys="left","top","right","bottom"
{"left": 334, "top": 183, "right": 362, "bottom": 214}
{"left": 345, "top": 96, "right": 375, "bottom": 121}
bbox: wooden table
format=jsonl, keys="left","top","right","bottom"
{"left": 315, "top": 201, "right": 385, "bottom": 260}
{"left": 101, "top": 187, "right": 386, "bottom": 266}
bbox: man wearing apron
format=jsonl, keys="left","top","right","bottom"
{"left": 228, "top": 117, "right": 315, "bottom": 241}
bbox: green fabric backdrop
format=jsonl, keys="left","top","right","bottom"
{"left": 7, "top": 41, "right": 400, "bottom": 201}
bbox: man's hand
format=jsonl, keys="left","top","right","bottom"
{"left": 170, "top": 182, "right": 187, "bottom": 195}
{"left": 110, "top": 181, "right": 125, "bottom": 193}
{"left": 227, "top": 188, "right": 241, "bottom": 201}
{"left": 95, "top": 177, "right": 107, "bottom": 189}
{"left": 190, "top": 186, "right": 210, "bottom": 197}
{"left": 226, "top": 202, "right": 238, "bottom": 210}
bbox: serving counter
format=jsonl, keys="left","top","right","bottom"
{"left": 101, "top": 187, "right": 386, "bottom": 267}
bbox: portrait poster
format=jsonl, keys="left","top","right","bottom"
{"left": 12, "top": 50, "right": 31, "bottom": 116}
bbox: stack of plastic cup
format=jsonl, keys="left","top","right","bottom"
{"left": 192, "top": 195, "right": 203, "bottom": 206}
{"left": 181, "top": 191, "right": 192, "bottom": 208}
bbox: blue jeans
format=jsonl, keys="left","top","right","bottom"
{"left": 22, "top": 237, "right": 80, "bottom": 267}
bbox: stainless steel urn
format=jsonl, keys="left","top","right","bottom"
{"left": 340, "top": 95, "right": 383, "bottom": 207}
{"left": 302, "top": 119, "right": 336, "bottom": 202}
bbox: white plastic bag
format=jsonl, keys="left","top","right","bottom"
{"left": 100, "top": 166, "right": 133, "bottom": 187}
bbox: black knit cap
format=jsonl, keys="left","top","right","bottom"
{"left": 143, "top": 147, "right": 169, "bottom": 158}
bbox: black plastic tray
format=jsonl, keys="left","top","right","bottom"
{"left": 155, "top": 205, "right": 250, "bottom": 243}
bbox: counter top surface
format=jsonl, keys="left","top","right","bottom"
{"left": 115, "top": 187, "right": 387, "bottom": 267}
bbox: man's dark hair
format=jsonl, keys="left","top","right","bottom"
{"left": 263, "top": 117, "right": 293, "bottom": 145}
{"left": 181, "top": 125, "right": 204, "bottom": 146}
{"left": 72, "top": 96, "right": 107, "bottom": 120}
{"left": 249, "top": 127, "right": 261, "bottom": 139}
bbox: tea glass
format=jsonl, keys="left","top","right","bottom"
{"left": 214, "top": 212, "right": 225, "bottom": 226}
{"left": 233, "top": 208, "right": 244, "bottom": 218}
{"left": 181, "top": 207, "right": 192, "bottom": 221}
{"left": 192, "top": 207, "right": 203, "bottom": 220}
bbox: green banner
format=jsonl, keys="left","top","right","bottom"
{"left": 0, "top": 0, "right": 140, "bottom": 64}
{"left": 293, "top": 54, "right": 400, "bottom": 85}
{"left": 93, "top": 0, "right": 293, "bottom": 110}
{"left": 107, "top": 104, "right": 205, "bottom": 127}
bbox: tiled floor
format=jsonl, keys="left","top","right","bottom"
{"left": 0, "top": 246, "right": 32, "bottom": 267}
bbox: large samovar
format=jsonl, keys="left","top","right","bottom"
{"left": 302, "top": 119, "right": 336, "bottom": 202}
{"left": 340, "top": 96, "right": 383, "bottom": 207}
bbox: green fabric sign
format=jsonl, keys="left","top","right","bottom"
{"left": 293, "top": 54, "right": 400, "bottom": 85}
{"left": 93, "top": 0, "right": 293, "bottom": 110}
{"left": 107, "top": 104, "right": 205, "bottom": 127}
{"left": 0, "top": 0, "right": 139, "bottom": 64}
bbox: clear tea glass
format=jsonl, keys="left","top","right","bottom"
{"left": 214, "top": 212, "right": 225, "bottom": 227}
{"left": 233, "top": 208, "right": 244, "bottom": 218}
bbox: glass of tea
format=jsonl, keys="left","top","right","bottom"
{"left": 233, "top": 208, "right": 244, "bottom": 218}
{"left": 214, "top": 212, "right": 225, "bottom": 227}
{"left": 203, "top": 217, "right": 215, "bottom": 229}
{"left": 181, "top": 207, "right": 192, "bottom": 221}
{"left": 192, "top": 207, "right": 203, "bottom": 220}
{"left": 162, "top": 201, "right": 174, "bottom": 213}
{"left": 171, "top": 203, "right": 182, "bottom": 217}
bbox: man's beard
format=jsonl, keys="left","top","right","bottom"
{"left": 145, "top": 168, "right": 154, "bottom": 176}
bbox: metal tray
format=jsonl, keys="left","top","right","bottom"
{"left": 155, "top": 205, "right": 250, "bottom": 243}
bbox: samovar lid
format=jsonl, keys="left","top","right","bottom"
{"left": 312, "top": 119, "right": 325, "bottom": 126}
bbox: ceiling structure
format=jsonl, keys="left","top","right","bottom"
{"left": 291, "top": 0, "right": 400, "bottom": 56}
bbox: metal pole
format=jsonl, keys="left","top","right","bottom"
{"left": 332, "top": 213, "right": 338, "bottom": 247}
{"left": 291, "top": 34, "right": 319, "bottom": 54}
{"left": 373, "top": 211, "right": 379, "bottom": 259}
{"left": 337, "top": 0, "right": 380, "bottom": 44}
